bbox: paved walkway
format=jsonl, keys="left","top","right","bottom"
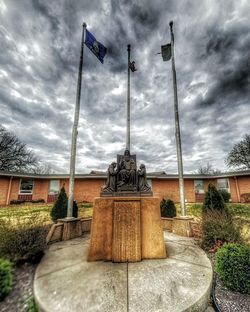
{"left": 34, "top": 232, "right": 213, "bottom": 312}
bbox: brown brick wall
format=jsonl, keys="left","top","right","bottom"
{"left": 0, "top": 177, "right": 10, "bottom": 205}
{"left": 152, "top": 179, "right": 196, "bottom": 202}
{"left": 237, "top": 176, "right": 250, "bottom": 195}
{"left": 33, "top": 179, "right": 50, "bottom": 201}
{"left": 9, "top": 178, "right": 21, "bottom": 203}
{"left": 0, "top": 175, "right": 250, "bottom": 206}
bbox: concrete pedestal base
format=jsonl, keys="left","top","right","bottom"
{"left": 88, "top": 197, "right": 166, "bottom": 262}
{"left": 57, "top": 218, "right": 82, "bottom": 241}
{"left": 172, "top": 216, "right": 194, "bottom": 237}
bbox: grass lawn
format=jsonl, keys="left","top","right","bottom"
{"left": 0, "top": 202, "right": 93, "bottom": 225}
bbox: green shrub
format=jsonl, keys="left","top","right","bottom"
{"left": 218, "top": 190, "right": 231, "bottom": 203}
{"left": 26, "top": 296, "right": 38, "bottom": 312}
{"left": 203, "top": 183, "right": 225, "bottom": 213}
{"left": 0, "top": 258, "right": 12, "bottom": 301}
{"left": 160, "top": 199, "right": 176, "bottom": 218}
{"left": 50, "top": 187, "right": 68, "bottom": 222}
{"left": 201, "top": 209, "right": 242, "bottom": 250}
{"left": 0, "top": 213, "right": 48, "bottom": 263}
{"left": 10, "top": 199, "right": 26, "bottom": 205}
{"left": 31, "top": 199, "right": 45, "bottom": 204}
{"left": 215, "top": 243, "right": 250, "bottom": 294}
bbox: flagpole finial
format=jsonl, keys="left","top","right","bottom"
{"left": 82, "top": 22, "right": 87, "bottom": 28}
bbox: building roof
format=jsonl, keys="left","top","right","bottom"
{"left": 0, "top": 170, "right": 250, "bottom": 179}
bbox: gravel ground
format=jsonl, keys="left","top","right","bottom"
{"left": 215, "top": 275, "right": 250, "bottom": 312}
{"left": 0, "top": 263, "right": 37, "bottom": 312}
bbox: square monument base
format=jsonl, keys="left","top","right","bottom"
{"left": 88, "top": 197, "right": 167, "bottom": 262}
{"left": 172, "top": 216, "right": 194, "bottom": 237}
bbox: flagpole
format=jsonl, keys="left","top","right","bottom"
{"left": 169, "top": 21, "right": 186, "bottom": 217}
{"left": 126, "top": 44, "right": 131, "bottom": 152}
{"left": 67, "top": 22, "right": 87, "bottom": 218}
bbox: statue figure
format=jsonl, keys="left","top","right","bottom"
{"left": 117, "top": 149, "right": 137, "bottom": 188}
{"left": 138, "top": 164, "right": 151, "bottom": 192}
{"left": 102, "top": 162, "right": 117, "bottom": 192}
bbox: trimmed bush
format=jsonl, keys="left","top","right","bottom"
{"left": 160, "top": 199, "right": 176, "bottom": 218}
{"left": 50, "top": 187, "right": 68, "bottom": 222}
{"left": 215, "top": 243, "right": 250, "bottom": 294}
{"left": 0, "top": 258, "right": 12, "bottom": 301}
{"left": 218, "top": 189, "right": 230, "bottom": 203}
{"left": 10, "top": 199, "right": 25, "bottom": 205}
{"left": 201, "top": 209, "right": 242, "bottom": 250}
{"left": 203, "top": 183, "right": 225, "bottom": 213}
{"left": 0, "top": 213, "right": 48, "bottom": 263}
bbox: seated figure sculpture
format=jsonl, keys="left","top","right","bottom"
{"left": 117, "top": 149, "right": 137, "bottom": 191}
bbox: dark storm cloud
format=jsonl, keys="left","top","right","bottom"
{"left": 0, "top": 0, "right": 250, "bottom": 174}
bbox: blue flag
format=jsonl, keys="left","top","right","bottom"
{"left": 85, "top": 29, "right": 107, "bottom": 64}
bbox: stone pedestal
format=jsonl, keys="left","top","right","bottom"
{"left": 88, "top": 197, "right": 166, "bottom": 262}
{"left": 57, "top": 217, "right": 82, "bottom": 241}
{"left": 172, "top": 216, "right": 194, "bottom": 237}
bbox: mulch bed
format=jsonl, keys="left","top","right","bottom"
{"left": 0, "top": 263, "right": 37, "bottom": 312}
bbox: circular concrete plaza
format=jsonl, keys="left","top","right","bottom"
{"left": 34, "top": 232, "right": 213, "bottom": 312}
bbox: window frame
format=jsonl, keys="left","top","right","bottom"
{"left": 19, "top": 178, "right": 34, "bottom": 195}
{"left": 217, "top": 178, "right": 230, "bottom": 193}
{"left": 194, "top": 180, "right": 205, "bottom": 194}
{"left": 48, "top": 179, "right": 60, "bottom": 195}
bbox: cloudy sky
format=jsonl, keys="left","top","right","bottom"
{"left": 0, "top": 0, "right": 249, "bottom": 174}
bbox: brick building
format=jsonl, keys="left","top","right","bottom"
{"left": 0, "top": 170, "right": 249, "bottom": 206}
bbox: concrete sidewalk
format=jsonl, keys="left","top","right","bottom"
{"left": 34, "top": 232, "right": 213, "bottom": 312}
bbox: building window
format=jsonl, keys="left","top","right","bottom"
{"left": 217, "top": 178, "right": 230, "bottom": 192}
{"left": 194, "top": 180, "right": 204, "bottom": 194}
{"left": 19, "top": 179, "right": 34, "bottom": 194}
{"left": 49, "top": 180, "right": 60, "bottom": 195}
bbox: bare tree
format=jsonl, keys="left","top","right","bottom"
{"left": 196, "top": 162, "right": 221, "bottom": 175}
{"left": 226, "top": 134, "right": 250, "bottom": 170}
{"left": 32, "top": 163, "right": 55, "bottom": 174}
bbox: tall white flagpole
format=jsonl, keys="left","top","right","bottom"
{"left": 126, "top": 44, "right": 131, "bottom": 152}
{"left": 169, "top": 21, "right": 186, "bottom": 216}
{"left": 67, "top": 22, "right": 87, "bottom": 218}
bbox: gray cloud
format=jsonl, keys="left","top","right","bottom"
{"left": 0, "top": 0, "right": 249, "bottom": 174}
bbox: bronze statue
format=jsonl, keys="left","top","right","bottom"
{"left": 102, "top": 162, "right": 117, "bottom": 192}
{"left": 117, "top": 149, "right": 136, "bottom": 189}
{"left": 138, "top": 164, "right": 151, "bottom": 192}
{"left": 101, "top": 150, "right": 152, "bottom": 196}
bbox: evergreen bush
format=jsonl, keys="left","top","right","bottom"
{"left": 50, "top": 187, "right": 68, "bottom": 222}
{"left": 218, "top": 189, "right": 230, "bottom": 203}
{"left": 202, "top": 183, "right": 225, "bottom": 213}
{"left": 201, "top": 209, "right": 242, "bottom": 250}
{"left": 215, "top": 243, "right": 250, "bottom": 294}
{"left": 160, "top": 199, "right": 176, "bottom": 218}
{"left": 0, "top": 258, "right": 12, "bottom": 301}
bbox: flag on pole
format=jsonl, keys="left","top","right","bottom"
{"left": 129, "top": 61, "right": 137, "bottom": 72}
{"left": 85, "top": 29, "right": 107, "bottom": 64}
{"left": 161, "top": 43, "right": 171, "bottom": 61}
